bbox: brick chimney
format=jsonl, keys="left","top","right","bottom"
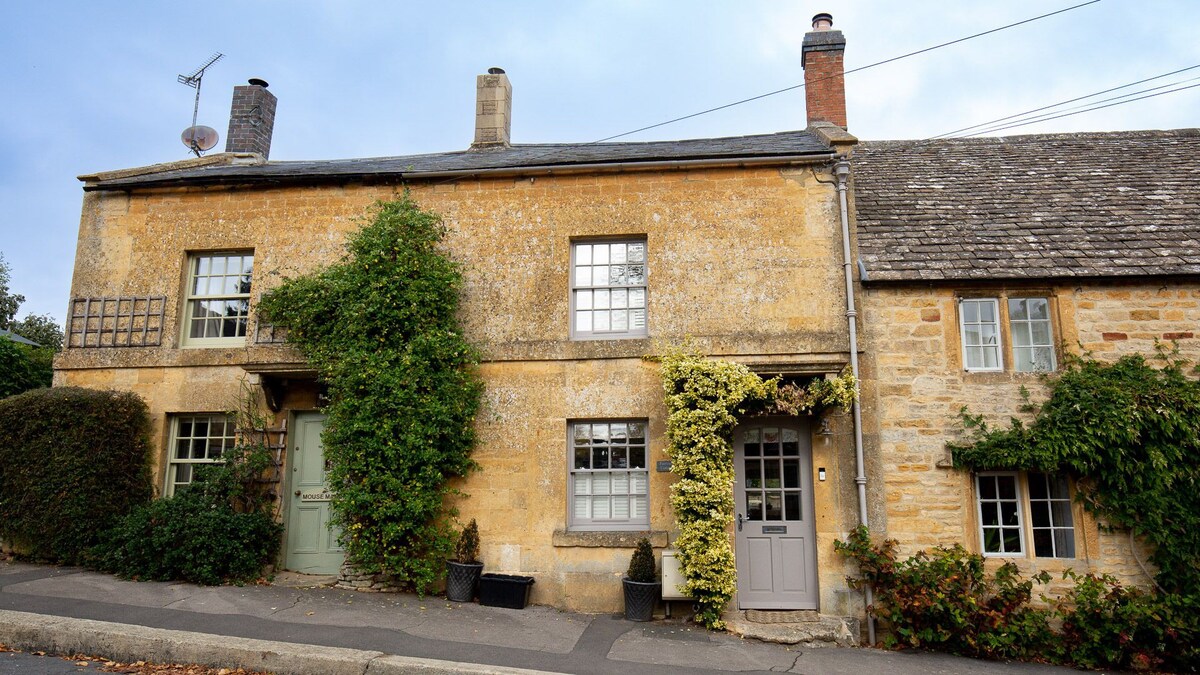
{"left": 802, "top": 13, "right": 847, "bottom": 129}
{"left": 472, "top": 67, "right": 512, "bottom": 148}
{"left": 225, "top": 78, "right": 277, "bottom": 159}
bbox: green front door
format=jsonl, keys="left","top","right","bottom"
{"left": 285, "top": 413, "right": 344, "bottom": 574}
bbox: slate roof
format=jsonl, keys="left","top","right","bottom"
{"left": 85, "top": 130, "right": 834, "bottom": 190}
{"left": 0, "top": 329, "right": 39, "bottom": 347}
{"left": 853, "top": 129, "right": 1200, "bottom": 282}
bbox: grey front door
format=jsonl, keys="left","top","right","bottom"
{"left": 285, "top": 413, "right": 344, "bottom": 574}
{"left": 733, "top": 421, "right": 818, "bottom": 609}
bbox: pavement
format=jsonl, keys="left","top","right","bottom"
{"left": 0, "top": 559, "right": 1086, "bottom": 675}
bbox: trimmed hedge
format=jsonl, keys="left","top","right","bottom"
{"left": 0, "top": 387, "right": 152, "bottom": 562}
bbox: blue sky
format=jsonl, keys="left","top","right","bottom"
{"left": 2, "top": 1, "right": 1198, "bottom": 321}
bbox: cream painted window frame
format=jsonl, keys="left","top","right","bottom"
{"left": 181, "top": 252, "right": 254, "bottom": 348}
{"left": 959, "top": 298, "right": 1003, "bottom": 372}
{"left": 164, "top": 413, "right": 237, "bottom": 497}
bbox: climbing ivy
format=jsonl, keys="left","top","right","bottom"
{"left": 951, "top": 348, "right": 1200, "bottom": 596}
{"left": 259, "top": 196, "right": 483, "bottom": 594}
{"left": 655, "top": 344, "right": 857, "bottom": 628}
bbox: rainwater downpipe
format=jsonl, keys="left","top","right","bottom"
{"left": 833, "top": 158, "right": 876, "bottom": 646}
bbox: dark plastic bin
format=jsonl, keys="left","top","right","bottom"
{"left": 478, "top": 573, "right": 535, "bottom": 609}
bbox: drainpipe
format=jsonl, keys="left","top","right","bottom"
{"left": 833, "top": 158, "right": 876, "bottom": 646}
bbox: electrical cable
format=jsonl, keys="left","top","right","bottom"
{"left": 926, "top": 64, "right": 1200, "bottom": 140}
{"left": 950, "top": 81, "right": 1200, "bottom": 137}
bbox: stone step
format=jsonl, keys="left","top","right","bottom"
{"left": 726, "top": 612, "right": 859, "bottom": 647}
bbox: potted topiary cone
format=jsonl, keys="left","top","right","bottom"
{"left": 622, "top": 537, "right": 660, "bottom": 621}
{"left": 446, "top": 519, "right": 483, "bottom": 602}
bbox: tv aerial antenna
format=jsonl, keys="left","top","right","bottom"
{"left": 177, "top": 52, "right": 224, "bottom": 157}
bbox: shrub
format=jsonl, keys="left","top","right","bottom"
{"left": 835, "top": 526, "right": 1054, "bottom": 660}
{"left": 454, "top": 519, "right": 480, "bottom": 564}
{"left": 93, "top": 443, "right": 282, "bottom": 585}
{"left": 626, "top": 538, "right": 657, "bottom": 583}
{"left": 0, "top": 387, "right": 152, "bottom": 562}
{"left": 0, "top": 338, "right": 53, "bottom": 398}
{"left": 1056, "top": 572, "right": 1198, "bottom": 673}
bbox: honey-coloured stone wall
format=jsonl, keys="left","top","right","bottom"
{"left": 859, "top": 280, "right": 1199, "bottom": 589}
{"left": 56, "top": 161, "right": 866, "bottom": 614}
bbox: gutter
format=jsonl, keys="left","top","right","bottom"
{"left": 82, "top": 153, "right": 838, "bottom": 191}
{"left": 833, "top": 158, "right": 877, "bottom": 646}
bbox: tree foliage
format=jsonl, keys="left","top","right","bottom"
{"left": 0, "top": 253, "right": 24, "bottom": 331}
{"left": 951, "top": 349, "right": 1200, "bottom": 596}
{"left": 10, "top": 313, "right": 65, "bottom": 350}
{"left": 258, "top": 196, "right": 483, "bottom": 594}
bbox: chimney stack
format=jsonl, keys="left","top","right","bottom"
{"left": 472, "top": 67, "right": 512, "bottom": 148}
{"left": 225, "top": 78, "right": 277, "bottom": 159}
{"left": 802, "top": 13, "right": 848, "bottom": 129}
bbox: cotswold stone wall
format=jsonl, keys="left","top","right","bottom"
{"left": 859, "top": 281, "right": 1199, "bottom": 588}
{"left": 56, "top": 163, "right": 866, "bottom": 613}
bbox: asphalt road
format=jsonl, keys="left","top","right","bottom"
{"left": 0, "top": 650, "right": 96, "bottom": 674}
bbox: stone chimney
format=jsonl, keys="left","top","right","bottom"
{"left": 472, "top": 67, "right": 512, "bottom": 148}
{"left": 802, "top": 13, "right": 847, "bottom": 129}
{"left": 225, "top": 78, "right": 278, "bottom": 159}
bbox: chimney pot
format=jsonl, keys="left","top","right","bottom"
{"left": 801, "top": 12, "right": 848, "bottom": 129}
{"left": 472, "top": 68, "right": 512, "bottom": 149}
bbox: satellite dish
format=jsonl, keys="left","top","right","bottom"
{"left": 181, "top": 125, "right": 219, "bottom": 152}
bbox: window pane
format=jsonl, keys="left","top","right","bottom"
{"left": 1033, "top": 528, "right": 1054, "bottom": 557}
{"left": 574, "top": 446, "right": 590, "bottom": 469}
{"left": 764, "top": 460, "right": 781, "bottom": 488}
{"left": 982, "top": 346, "right": 999, "bottom": 368}
{"left": 592, "top": 266, "right": 609, "bottom": 287}
{"left": 594, "top": 311, "right": 610, "bottom": 331}
{"left": 1054, "top": 530, "right": 1076, "bottom": 558}
{"left": 997, "top": 476, "right": 1016, "bottom": 500}
{"left": 628, "top": 422, "right": 645, "bottom": 443}
{"left": 1000, "top": 501, "right": 1018, "bottom": 526}
{"left": 1009, "top": 298, "right": 1028, "bottom": 320}
{"left": 629, "top": 446, "right": 645, "bottom": 469}
{"left": 1031, "top": 501, "right": 1050, "bottom": 527}
{"left": 593, "top": 244, "right": 609, "bottom": 265}
{"left": 1003, "top": 529, "right": 1021, "bottom": 552}
{"left": 1028, "top": 473, "right": 1048, "bottom": 499}
{"left": 611, "top": 447, "right": 627, "bottom": 468}
{"left": 745, "top": 460, "right": 762, "bottom": 489}
{"left": 765, "top": 493, "right": 782, "bottom": 521}
{"left": 783, "top": 459, "right": 799, "bottom": 488}
{"left": 611, "top": 311, "right": 628, "bottom": 331}
{"left": 627, "top": 243, "right": 645, "bottom": 263}
{"left": 611, "top": 289, "right": 628, "bottom": 309}
{"left": 979, "top": 476, "right": 997, "bottom": 500}
{"left": 575, "top": 244, "right": 592, "bottom": 266}
{"left": 629, "top": 309, "right": 646, "bottom": 330}
{"left": 575, "top": 310, "right": 592, "bottom": 332}
{"left": 576, "top": 290, "right": 592, "bottom": 310}
{"left": 575, "top": 266, "right": 591, "bottom": 287}
{"left": 629, "top": 288, "right": 645, "bottom": 308}
{"left": 979, "top": 301, "right": 996, "bottom": 322}
{"left": 627, "top": 265, "right": 645, "bottom": 285}
{"left": 785, "top": 492, "right": 801, "bottom": 521}
{"left": 609, "top": 265, "right": 626, "bottom": 285}
{"left": 611, "top": 243, "right": 627, "bottom": 264}
{"left": 746, "top": 493, "right": 763, "bottom": 520}
{"left": 962, "top": 301, "right": 979, "bottom": 323}
{"left": 594, "top": 289, "right": 610, "bottom": 309}
{"left": 1028, "top": 298, "right": 1049, "bottom": 321}
{"left": 1031, "top": 321, "right": 1052, "bottom": 345}
{"left": 592, "top": 446, "right": 609, "bottom": 469}
{"left": 981, "top": 501, "right": 998, "bottom": 526}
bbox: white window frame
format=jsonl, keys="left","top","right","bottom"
{"left": 164, "top": 413, "right": 236, "bottom": 496}
{"left": 1026, "top": 471, "right": 1076, "bottom": 558}
{"left": 568, "top": 419, "right": 650, "bottom": 531}
{"left": 959, "top": 298, "right": 1003, "bottom": 372}
{"left": 1008, "top": 297, "right": 1057, "bottom": 372}
{"left": 181, "top": 251, "right": 254, "bottom": 348}
{"left": 975, "top": 471, "right": 1077, "bottom": 560}
{"left": 570, "top": 239, "right": 648, "bottom": 340}
{"left": 976, "top": 472, "right": 1026, "bottom": 557}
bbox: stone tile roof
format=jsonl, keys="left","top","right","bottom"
{"left": 853, "top": 129, "right": 1200, "bottom": 282}
{"left": 84, "top": 130, "right": 833, "bottom": 190}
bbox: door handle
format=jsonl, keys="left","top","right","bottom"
{"left": 295, "top": 490, "right": 301, "bottom": 497}
{"left": 737, "top": 513, "right": 744, "bottom": 532}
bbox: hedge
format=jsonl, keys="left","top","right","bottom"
{"left": 0, "top": 386, "right": 153, "bottom": 562}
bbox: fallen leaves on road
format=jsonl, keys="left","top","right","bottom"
{"left": 0, "top": 646, "right": 272, "bottom": 675}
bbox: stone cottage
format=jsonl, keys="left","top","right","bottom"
{"left": 851, "top": 129, "right": 1200, "bottom": 592}
{"left": 55, "top": 15, "right": 874, "bottom": 624}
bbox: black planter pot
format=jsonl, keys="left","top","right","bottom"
{"left": 446, "top": 561, "right": 484, "bottom": 602}
{"left": 622, "top": 578, "right": 661, "bottom": 621}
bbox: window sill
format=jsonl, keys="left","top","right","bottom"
{"left": 552, "top": 529, "right": 668, "bottom": 548}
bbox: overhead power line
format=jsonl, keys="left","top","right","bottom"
{"left": 950, "top": 81, "right": 1200, "bottom": 137}
{"left": 588, "top": 0, "right": 1103, "bottom": 145}
{"left": 928, "top": 64, "right": 1200, "bottom": 139}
